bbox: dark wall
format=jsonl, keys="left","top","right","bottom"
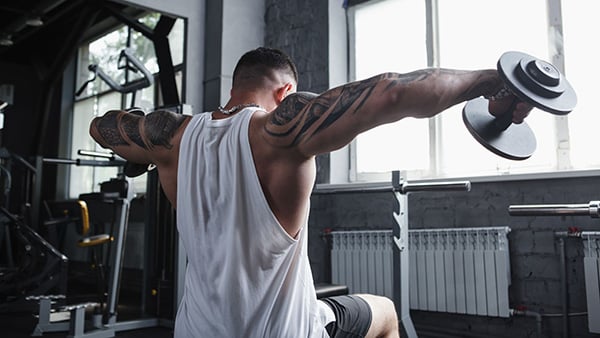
{"left": 265, "top": 0, "right": 329, "bottom": 94}
{"left": 0, "top": 62, "right": 41, "bottom": 156}
{"left": 264, "top": 0, "right": 331, "bottom": 184}
{"left": 0, "top": 61, "right": 60, "bottom": 215}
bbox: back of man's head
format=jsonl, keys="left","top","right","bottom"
{"left": 232, "top": 47, "right": 298, "bottom": 90}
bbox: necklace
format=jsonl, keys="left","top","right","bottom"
{"left": 217, "top": 103, "right": 262, "bottom": 115}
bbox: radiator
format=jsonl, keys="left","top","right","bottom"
{"left": 583, "top": 232, "right": 600, "bottom": 334}
{"left": 409, "top": 227, "right": 511, "bottom": 317}
{"left": 330, "top": 230, "right": 394, "bottom": 298}
{"left": 330, "top": 227, "right": 512, "bottom": 317}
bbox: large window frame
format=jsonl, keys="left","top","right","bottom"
{"left": 67, "top": 14, "right": 184, "bottom": 199}
{"left": 344, "top": 0, "right": 598, "bottom": 183}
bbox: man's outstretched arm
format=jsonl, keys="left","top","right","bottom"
{"left": 264, "top": 69, "right": 531, "bottom": 157}
{"left": 89, "top": 109, "right": 189, "bottom": 166}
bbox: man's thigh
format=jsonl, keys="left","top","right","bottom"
{"left": 320, "top": 295, "right": 372, "bottom": 338}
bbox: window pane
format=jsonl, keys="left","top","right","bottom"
{"left": 69, "top": 97, "right": 96, "bottom": 197}
{"left": 437, "top": 0, "right": 551, "bottom": 176}
{"left": 87, "top": 26, "right": 129, "bottom": 94}
{"left": 169, "top": 18, "right": 185, "bottom": 66}
{"left": 69, "top": 93, "right": 120, "bottom": 198}
{"left": 354, "top": 0, "right": 428, "bottom": 175}
{"left": 131, "top": 30, "right": 159, "bottom": 75}
{"left": 562, "top": 1, "right": 600, "bottom": 169}
{"left": 93, "top": 93, "right": 120, "bottom": 187}
{"left": 127, "top": 81, "right": 156, "bottom": 112}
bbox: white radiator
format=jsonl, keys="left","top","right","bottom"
{"left": 330, "top": 227, "right": 512, "bottom": 317}
{"left": 330, "top": 230, "right": 394, "bottom": 298}
{"left": 409, "top": 227, "right": 511, "bottom": 317}
{"left": 583, "top": 232, "right": 600, "bottom": 334}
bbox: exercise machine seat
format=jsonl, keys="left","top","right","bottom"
{"left": 314, "top": 283, "right": 349, "bottom": 299}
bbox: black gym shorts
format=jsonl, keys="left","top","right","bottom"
{"left": 321, "top": 295, "right": 372, "bottom": 338}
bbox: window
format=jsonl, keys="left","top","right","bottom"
{"left": 69, "top": 14, "right": 184, "bottom": 198}
{"left": 562, "top": 1, "right": 600, "bottom": 170}
{"left": 352, "top": 0, "right": 428, "bottom": 179}
{"left": 350, "top": 0, "right": 594, "bottom": 181}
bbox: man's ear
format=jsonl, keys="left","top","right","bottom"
{"left": 275, "top": 83, "right": 294, "bottom": 103}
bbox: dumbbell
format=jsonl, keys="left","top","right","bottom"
{"left": 462, "top": 51, "right": 577, "bottom": 160}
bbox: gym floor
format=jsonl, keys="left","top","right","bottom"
{"left": 0, "top": 305, "right": 174, "bottom": 337}
{"left": 0, "top": 270, "right": 174, "bottom": 337}
{"left": 0, "top": 312, "right": 174, "bottom": 338}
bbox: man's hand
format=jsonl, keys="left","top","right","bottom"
{"left": 488, "top": 95, "right": 533, "bottom": 124}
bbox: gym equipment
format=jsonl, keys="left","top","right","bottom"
{"left": 0, "top": 206, "right": 68, "bottom": 310}
{"left": 314, "top": 283, "right": 348, "bottom": 299}
{"left": 313, "top": 171, "right": 471, "bottom": 338}
{"left": 463, "top": 51, "right": 577, "bottom": 160}
{"left": 509, "top": 201, "right": 600, "bottom": 218}
{"left": 28, "top": 295, "right": 71, "bottom": 335}
{"left": 0, "top": 150, "right": 70, "bottom": 312}
{"left": 30, "top": 185, "right": 173, "bottom": 337}
{"left": 76, "top": 48, "right": 154, "bottom": 103}
{"left": 508, "top": 201, "right": 600, "bottom": 336}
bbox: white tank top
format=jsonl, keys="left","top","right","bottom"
{"left": 175, "top": 107, "right": 333, "bottom": 337}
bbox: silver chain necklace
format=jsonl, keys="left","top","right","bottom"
{"left": 217, "top": 103, "right": 263, "bottom": 115}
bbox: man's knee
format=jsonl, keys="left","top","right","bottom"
{"left": 355, "top": 294, "right": 399, "bottom": 337}
{"left": 358, "top": 294, "right": 396, "bottom": 315}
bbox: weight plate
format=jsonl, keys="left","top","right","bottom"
{"left": 498, "top": 51, "right": 577, "bottom": 115}
{"left": 463, "top": 98, "right": 536, "bottom": 160}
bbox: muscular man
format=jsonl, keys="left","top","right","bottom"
{"left": 90, "top": 47, "right": 531, "bottom": 337}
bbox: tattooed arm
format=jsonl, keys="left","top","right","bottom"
{"left": 264, "top": 69, "right": 531, "bottom": 157}
{"left": 90, "top": 109, "right": 189, "bottom": 168}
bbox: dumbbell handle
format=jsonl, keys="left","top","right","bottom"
{"left": 509, "top": 201, "right": 600, "bottom": 218}
{"left": 491, "top": 97, "right": 519, "bottom": 131}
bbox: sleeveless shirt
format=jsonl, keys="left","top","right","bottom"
{"left": 175, "top": 107, "right": 333, "bottom": 337}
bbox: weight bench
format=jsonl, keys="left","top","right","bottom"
{"left": 315, "top": 283, "right": 348, "bottom": 299}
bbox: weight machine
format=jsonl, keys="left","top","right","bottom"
{"left": 29, "top": 150, "right": 174, "bottom": 337}
{"left": 26, "top": 7, "right": 184, "bottom": 336}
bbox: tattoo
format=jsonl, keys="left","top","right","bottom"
{"left": 120, "top": 113, "right": 146, "bottom": 148}
{"left": 269, "top": 92, "right": 318, "bottom": 128}
{"left": 264, "top": 69, "right": 499, "bottom": 150}
{"left": 264, "top": 69, "right": 475, "bottom": 149}
{"left": 144, "top": 110, "right": 187, "bottom": 149}
{"left": 95, "top": 109, "right": 187, "bottom": 151}
{"left": 96, "top": 111, "right": 128, "bottom": 146}
{"left": 266, "top": 72, "right": 421, "bottom": 147}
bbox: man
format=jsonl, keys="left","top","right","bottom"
{"left": 90, "top": 47, "right": 531, "bottom": 337}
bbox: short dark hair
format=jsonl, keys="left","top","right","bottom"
{"left": 232, "top": 47, "right": 298, "bottom": 88}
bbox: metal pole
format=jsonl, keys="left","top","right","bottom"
{"left": 559, "top": 238, "right": 569, "bottom": 338}
{"left": 106, "top": 199, "right": 129, "bottom": 325}
{"left": 509, "top": 201, "right": 600, "bottom": 218}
